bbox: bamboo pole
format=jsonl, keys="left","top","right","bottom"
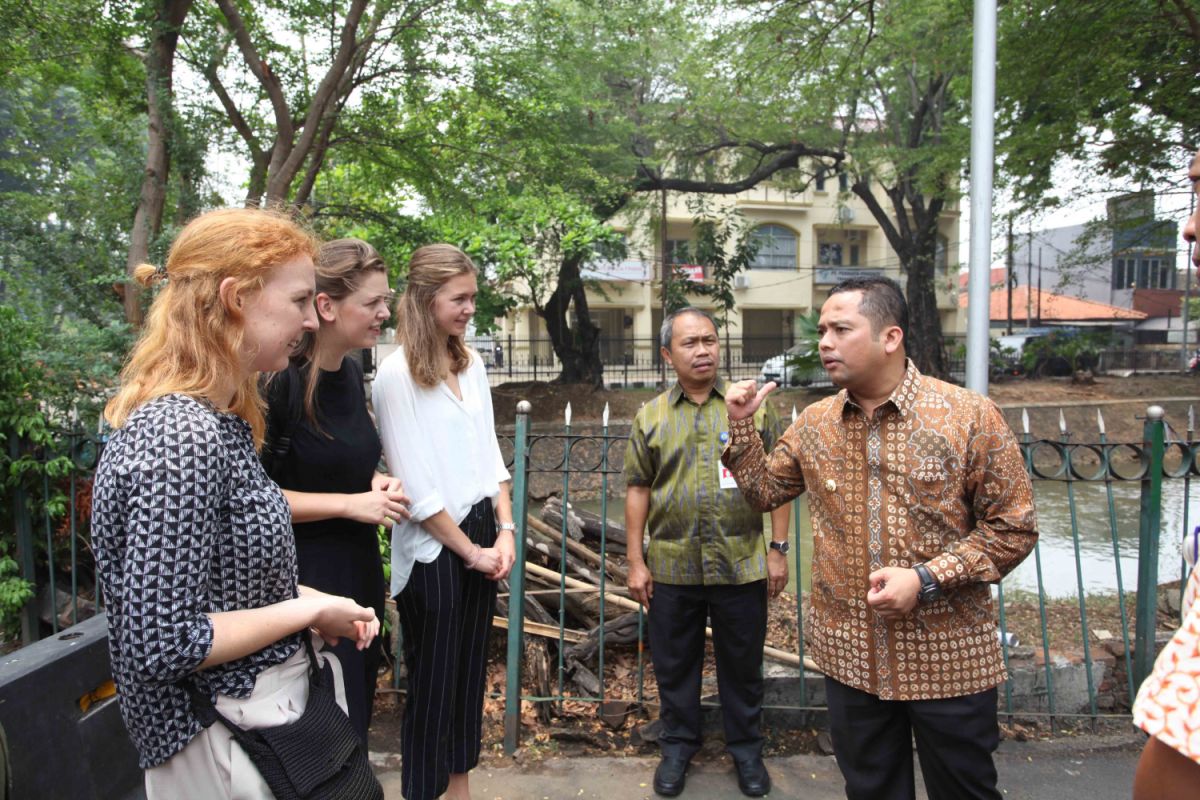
{"left": 522, "top": 562, "right": 819, "bottom": 672}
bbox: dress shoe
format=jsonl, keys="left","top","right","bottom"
{"left": 653, "top": 755, "right": 690, "bottom": 797}
{"left": 733, "top": 756, "right": 771, "bottom": 797}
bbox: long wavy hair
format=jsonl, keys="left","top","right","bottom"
{"left": 292, "top": 237, "right": 388, "bottom": 426}
{"left": 105, "top": 207, "right": 320, "bottom": 445}
{"left": 397, "top": 244, "right": 476, "bottom": 387}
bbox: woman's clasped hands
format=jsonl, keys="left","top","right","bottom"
{"left": 464, "top": 527, "right": 516, "bottom": 582}
{"left": 344, "top": 473, "right": 411, "bottom": 526}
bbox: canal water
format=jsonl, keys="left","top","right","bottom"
{"left": 558, "top": 479, "right": 1196, "bottom": 598}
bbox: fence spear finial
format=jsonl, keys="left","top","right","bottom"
{"left": 602, "top": 402, "right": 609, "bottom": 427}
{"left": 792, "top": 405, "right": 798, "bottom": 424}
{"left": 565, "top": 402, "right": 572, "bottom": 426}
{"left": 1058, "top": 409, "right": 1068, "bottom": 435}
{"left": 1190, "top": 404, "right": 1195, "bottom": 435}
{"left": 1021, "top": 408, "right": 1030, "bottom": 436}
{"left": 1096, "top": 408, "right": 1106, "bottom": 436}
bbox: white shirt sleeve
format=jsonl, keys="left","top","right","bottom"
{"left": 373, "top": 351, "right": 446, "bottom": 523}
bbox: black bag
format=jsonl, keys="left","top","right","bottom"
{"left": 186, "top": 636, "right": 383, "bottom": 800}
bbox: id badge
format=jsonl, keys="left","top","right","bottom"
{"left": 718, "top": 430, "right": 738, "bottom": 488}
{"left": 719, "top": 463, "right": 739, "bottom": 489}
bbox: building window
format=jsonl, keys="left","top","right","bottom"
{"left": 849, "top": 244, "right": 860, "bottom": 266}
{"left": 815, "top": 171, "right": 826, "bottom": 192}
{"left": 838, "top": 171, "right": 849, "bottom": 191}
{"left": 818, "top": 242, "right": 843, "bottom": 266}
{"left": 1114, "top": 255, "right": 1177, "bottom": 289}
{"left": 665, "top": 239, "right": 691, "bottom": 265}
{"left": 749, "top": 224, "right": 797, "bottom": 270}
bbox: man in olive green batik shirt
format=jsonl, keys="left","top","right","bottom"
{"left": 624, "top": 307, "right": 791, "bottom": 799}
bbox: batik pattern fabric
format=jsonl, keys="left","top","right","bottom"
{"left": 92, "top": 394, "right": 301, "bottom": 768}
{"left": 624, "top": 377, "right": 784, "bottom": 586}
{"left": 1133, "top": 566, "right": 1200, "bottom": 764}
{"left": 722, "top": 361, "right": 1038, "bottom": 701}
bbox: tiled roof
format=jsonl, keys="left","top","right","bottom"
{"left": 956, "top": 286, "right": 1147, "bottom": 322}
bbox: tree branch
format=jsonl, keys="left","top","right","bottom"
{"left": 266, "top": 0, "right": 369, "bottom": 201}
{"left": 213, "top": 0, "right": 292, "bottom": 151}
{"left": 631, "top": 142, "right": 843, "bottom": 194}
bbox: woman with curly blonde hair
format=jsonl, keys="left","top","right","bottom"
{"left": 93, "top": 208, "right": 379, "bottom": 798}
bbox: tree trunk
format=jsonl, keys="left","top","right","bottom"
{"left": 902, "top": 245, "right": 947, "bottom": 378}
{"left": 541, "top": 252, "right": 605, "bottom": 386}
{"left": 122, "top": 0, "right": 192, "bottom": 327}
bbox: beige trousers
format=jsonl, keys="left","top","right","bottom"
{"left": 144, "top": 638, "right": 347, "bottom": 800}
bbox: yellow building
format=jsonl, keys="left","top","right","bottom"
{"left": 493, "top": 170, "right": 964, "bottom": 382}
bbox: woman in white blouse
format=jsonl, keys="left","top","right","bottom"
{"left": 372, "top": 244, "right": 516, "bottom": 800}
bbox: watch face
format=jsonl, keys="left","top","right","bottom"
{"left": 770, "top": 541, "right": 789, "bottom": 555}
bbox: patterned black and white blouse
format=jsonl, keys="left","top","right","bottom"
{"left": 92, "top": 394, "right": 301, "bottom": 768}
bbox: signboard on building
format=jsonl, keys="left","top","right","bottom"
{"left": 581, "top": 258, "right": 652, "bottom": 281}
{"left": 815, "top": 267, "right": 885, "bottom": 285}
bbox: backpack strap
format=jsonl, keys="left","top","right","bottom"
{"left": 261, "top": 361, "right": 304, "bottom": 479}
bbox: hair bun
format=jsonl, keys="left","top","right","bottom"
{"left": 133, "top": 262, "right": 167, "bottom": 287}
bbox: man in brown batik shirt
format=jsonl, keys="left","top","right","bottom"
{"left": 722, "top": 276, "right": 1037, "bottom": 800}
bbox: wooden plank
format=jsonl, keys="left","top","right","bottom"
{"left": 492, "top": 615, "right": 587, "bottom": 644}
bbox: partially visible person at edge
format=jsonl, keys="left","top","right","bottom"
{"left": 722, "top": 276, "right": 1038, "bottom": 800}
{"left": 262, "top": 237, "right": 411, "bottom": 744}
{"left": 1130, "top": 148, "right": 1200, "bottom": 799}
{"left": 372, "top": 243, "right": 517, "bottom": 800}
{"left": 624, "top": 307, "right": 792, "bottom": 798}
{"left": 91, "top": 208, "right": 380, "bottom": 798}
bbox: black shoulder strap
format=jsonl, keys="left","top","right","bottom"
{"left": 261, "top": 362, "right": 304, "bottom": 479}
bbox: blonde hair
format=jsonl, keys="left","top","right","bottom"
{"left": 293, "top": 238, "right": 388, "bottom": 426}
{"left": 105, "top": 207, "right": 320, "bottom": 445}
{"left": 397, "top": 244, "right": 476, "bottom": 387}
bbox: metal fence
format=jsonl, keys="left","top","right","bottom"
{"left": 465, "top": 335, "right": 971, "bottom": 388}
{"left": 463, "top": 335, "right": 1190, "bottom": 388}
{"left": 499, "top": 402, "right": 1197, "bottom": 753}
{"left": 2, "top": 399, "right": 1195, "bottom": 757}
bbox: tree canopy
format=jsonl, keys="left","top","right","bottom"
{"left": 3, "top": 0, "right": 1195, "bottom": 385}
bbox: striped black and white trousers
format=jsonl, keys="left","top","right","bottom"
{"left": 394, "top": 498, "right": 497, "bottom": 800}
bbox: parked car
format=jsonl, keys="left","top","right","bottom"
{"left": 758, "top": 343, "right": 818, "bottom": 387}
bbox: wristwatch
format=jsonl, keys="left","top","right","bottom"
{"left": 913, "top": 563, "right": 942, "bottom": 603}
{"left": 769, "top": 540, "right": 790, "bottom": 555}
{"left": 497, "top": 521, "right": 516, "bottom": 532}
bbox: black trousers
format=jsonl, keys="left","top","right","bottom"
{"left": 824, "top": 677, "right": 1001, "bottom": 800}
{"left": 394, "top": 499, "right": 497, "bottom": 800}
{"left": 648, "top": 580, "right": 767, "bottom": 762}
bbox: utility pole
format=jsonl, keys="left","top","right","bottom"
{"left": 1037, "top": 248, "right": 1043, "bottom": 326}
{"left": 1183, "top": 191, "right": 1195, "bottom": 370}
{"left": 660, "top": 186, "right": 669, "bottom": 387}
{"left": 1006, "top": 216, "right": 1014, "bottom": 334}
{"left": 1026, "top": 226, "right": 1033, "bottom": 329}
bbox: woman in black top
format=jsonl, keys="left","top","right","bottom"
{"left": 92, "top": 208, "right": 379, "bottom": 796}
{"left": 265, "top": 238, "right": 409, "bottom": 743}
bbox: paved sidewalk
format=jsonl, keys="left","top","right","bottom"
{"left": 372, "top": 731, "right": 1144, "bottom": 799}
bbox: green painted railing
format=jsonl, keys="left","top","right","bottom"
{"left": 3, "top": 402, "right": 1194, "bottom": 756}
{"left": 501, "top": 402, "right": 1195, "bottom": 753}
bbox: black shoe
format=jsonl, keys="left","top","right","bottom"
{"left": 733, "top": 756, "right": 770, "bottom": 797}
{"left": 653, "top": 755, "right": 690, "bottom": 797}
